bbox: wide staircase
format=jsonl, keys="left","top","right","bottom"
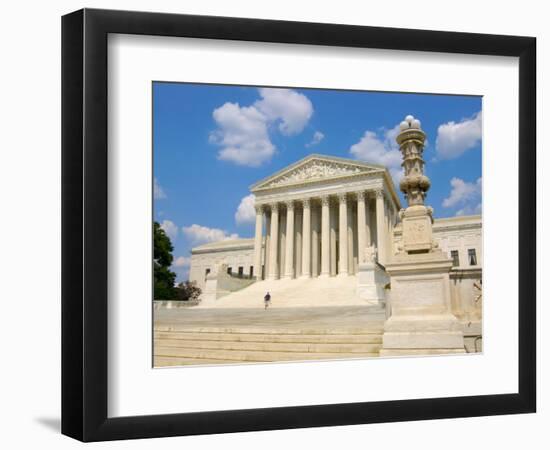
{"left": 154, "top": 324, "right": 384, "bottom": 366}
{"left": 197, "top": 275, "right": 366, "bottom": 308}
{"left": 154, "top": 275, "right": 386, "bottom": 367}
{"left": 154, "top": 306, "right": 384, "bottom": 367}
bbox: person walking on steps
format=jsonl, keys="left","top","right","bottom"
{"left": 264, "top": 292, "right": 271, "bottom": 310}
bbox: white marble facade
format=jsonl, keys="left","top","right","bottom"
{"left": 189, "top": 155, "right": 482, "bottom": 294}
{"left": 189, "top": 214, "right": 482, "bottom": 292}
{"left": 190, "top": 155, "right": 399, "bottom": 289}
{"left": 250, "top": 155, "right": 400, "bottom": 281}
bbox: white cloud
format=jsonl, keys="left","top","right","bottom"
{"left": 305, "top": 131, "right": 325, "bottom": 148}
{"left": 159, "top": 219, "right": 178, "bottom": 241}
{"left": 210, "top": 102, "right": 275, "bottom": 167}
{"left": 255, "top": 88, "right": 313, "bottom": 136}
{"left": 182, "top": 224, "right": 239, "bottom": 244}
{"left": 349, "top": 124, "right": 403, "bottom": 182}
{"left": 235, "top": 194, "right": 256, "bottom": 224}
{"left": 436, "top": 111, "right": 482, "bottom": 159}
{"left": 154, "top": 177, "right": 166, "bottom": 199}
{"left": 442, "top": 177, "right": 482, "bottom": 216}
{"left": 174, "top": 256, "right": 191, "bottom": 267}
{"left": 210, "top": 88, "right": 313, "bottom": 167}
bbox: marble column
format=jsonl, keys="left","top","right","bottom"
{"left": 388, "top": 204, "right": 394, "bottom": 262}
{"left": 284, "top": 201, "right": 295, "bottom": 278}
{"left": 347, "top": 202, "right": 354, "bottom": 274}
{"left": 253, "top": 204, "right": 263, "bottom": 279}
{"left": 268, "top": 203, "right": 279, "bottom": 279}
{"left": 375, "top": 189, "right": 386, "bottom": 265}
{"left": 295, "top": 209, "right": 302, "bottom": 278}
{"left": 338, "top": 193, "right": 349, "bottom": 275}
{"left": 264, "top": 213, "right": 271, "bottom": 279}
{"left": 384, "top": 199, "right": 389, "bottom": 263}
{"left": 365, "top": 198, "right": 372, "bottom": 247}
{"left": 320, "top": 195, "right": 331, "bottom": 276}
{"left": 330, "top": 201, "right": 337, "bottom": 276}
{"left": 311, "top": 205, "right": 319, "bottom": 277}
{"left": 356, "top": 191, "right": 367, "bottom": 264}
{"left": 301, "top": 198, "right": 311, "bottom": 278}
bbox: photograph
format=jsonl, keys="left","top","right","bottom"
{"left": 0, "top": 0, "right": 541, "bottom": 446}
{"left": 152, "top": 83, "right": 483, "bottom": 367}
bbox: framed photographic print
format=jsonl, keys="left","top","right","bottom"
{"left": 61, "top": 8, "right": 536, "bottom": 442}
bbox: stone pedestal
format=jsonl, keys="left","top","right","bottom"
{"left": 201, "top": 272, "right": 219, "bottom": 305}
{"left": 379, "top": 114, "right": 466, "bottom": 356}
{"left": 380, "top": 250, "right": 465, "bottom": 356}
{"left": 401, "top": 205, "right": 433, "bottom": 253}
{"left": 356, "top": 261, "right": 389, "bottom": 307}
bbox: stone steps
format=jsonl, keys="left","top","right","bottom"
{"left": 154, "top": 327, "right": 383, "bottom": 366}
{"left": 198, "top": 276, "right": 367, "bottom": 308}
{"left": 154, "top": 345, "right": 379, "bottom": 363}
{"left": 158, "top": 338, "right": 382, "bottom": 353}
{"left": 154, "top": 356, "right": 241, "bottom": 366}
{"left": 154, "top": 330, "right": 382, "bottom": 344}
{"left": 155, "top": 325, "right": 383, "bottom": 334}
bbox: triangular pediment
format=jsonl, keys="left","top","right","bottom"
{"left": 251, "top": 154, "right": 384, "bottom": 191}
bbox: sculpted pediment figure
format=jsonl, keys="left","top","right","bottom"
{"left": 251, "top": 155, "right": 383, "bottom": 191}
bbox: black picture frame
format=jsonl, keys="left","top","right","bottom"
{"left": 61, "top": 8, "right": 536, "bottom": 442}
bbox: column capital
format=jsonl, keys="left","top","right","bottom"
{"left": 285, "top": 200, "right": 295, "bottom": 211}
{"left": 356, "top": 190, "right": 366, "bottom": 201}
{"left": 337, "top": 192, "right": 348, "bottom": 203}
{"left": 320, "top": 195, "right": 330, "bottom": 206}
{"left": 374, "top": 188, "right": 384, "bottom": 200}
{"left": 270, "top": 202, "right": 279, "bottom": 212}
{"left": 255, "top": 204, "right": 264, "bottom": 214}
{"left": 302, "top": 198, "right": 311, "bottom": 208}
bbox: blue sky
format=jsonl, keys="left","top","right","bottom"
{"left": 153, "top": 82, "right": 482, "bottom": 282}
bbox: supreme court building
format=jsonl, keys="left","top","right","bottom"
{"left": 189, "top": 154, "right": 482, "bottom": 291}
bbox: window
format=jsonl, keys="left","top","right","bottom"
{"left": 249, "top": 266, "right": 254, "bottom": 277}
{"left": 238, "top": 266, "right": 243, "bottom": 277}
{"left": 205, "top": 268, "right": 210, "bottom": 279}
{"left": 450, "top": 250, "right": 459, "bottom": 267}
{"left": 227, "top": 267, "right": 232, "bottom": 275}
{"left": 468, "top": 248, "right": 477, "bottom": 266}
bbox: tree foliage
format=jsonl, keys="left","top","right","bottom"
{"left": 153, "top": 221, "right": 176, "bottom": 300}
{"left": 174, "top": 281, "right": 202, "bottom": 301}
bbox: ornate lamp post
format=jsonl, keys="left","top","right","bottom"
{"left": 396, "top": 115, "right": 436, "bottom": 254}
{"left": 379, "top": 114, "right": 465, "bottom": 356}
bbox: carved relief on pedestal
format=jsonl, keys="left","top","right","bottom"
{"left": 402, "top": 212, "right": 433, "bottom": 253}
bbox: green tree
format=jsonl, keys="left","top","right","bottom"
{"left": 153, "top": 221, "right": 176, "bottom": 300}
{"left": 174, "top": 281, "right": 202, "bottom": 301}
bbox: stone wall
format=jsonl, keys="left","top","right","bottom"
{"left": 201, "top": 264, "right": 257, "bottom": 304}
{"left": 189, "top": 239, "right": 256, "bottom": 291}
{"left": 153, "top": 299, "right": 200, "bottom": 309}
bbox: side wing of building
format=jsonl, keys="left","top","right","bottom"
{"left": 189, "top": 239, "right": 256, "bottom": 291}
